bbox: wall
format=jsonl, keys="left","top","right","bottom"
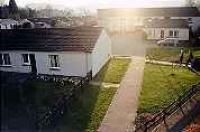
{"left": 0, "top": 51, "right": 90, "bottom": 77}
{"left": 35, "top": 52, "right": 89, "bottom": 77}
{"left": 0, "top": 51, "right": 32, "bottom": 73}
{"left": 143, "top": 28, "right": 189, "bottom": 40}
{"left": 91, "top": 30, "right": 111, "bottom": 77}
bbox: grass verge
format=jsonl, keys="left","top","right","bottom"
{"left": 146, "top": 47, "right": 200, "bottom": 63}
{"left": 93, "top": 58, "right": 131, "bottom": 84}
{"left": 57, "top": 58, "right": 131, "bottom": 131}
{"left": 138, "top": 63, "right": 200, "bottom": 114}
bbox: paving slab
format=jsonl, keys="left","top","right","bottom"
{"left": 98, "top": 56, "right": 145, "bottom": 132}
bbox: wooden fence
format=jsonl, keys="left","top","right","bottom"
{"left": 135, "top": 83, "right": 200, "bottom": 132}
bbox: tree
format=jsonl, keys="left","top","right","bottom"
{"left": 9, "top": 0, "right": 18, "bottom": 14}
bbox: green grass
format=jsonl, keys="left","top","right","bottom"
{"left": 138, "top": 64, "right": 200, "bottom": 114}
{"left": 22, "top": 80, "right": 72, "bottom": 111}
{"left": 146, "top": 47, "right": 200, "bottom": 63}
{"left": 93, "top": 58, "right": 131, "bottom": 84}
{"left": 57, "top": 58, "right": 131, "bottom": 132}
{"left": 57, "top": 85, "right": 118, "bottom": 132}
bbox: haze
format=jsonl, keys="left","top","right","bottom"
{"left": 3, "top": 0, "right": 185, "bottom": 9}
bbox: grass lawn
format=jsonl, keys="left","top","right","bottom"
{"left": 146, "top": 47, "right": 200, "bottom": 63}
{"left": 93, "top": 58, "right": 131, "bottom": 84}
{"left": 57, "top": 58, "right": 131, "bottom": 132}
{"left": 22, "top": 80, "right": 73, "bottom": 112}
{"left": 57, "top": 85, "right": 118, "bottom": 132}
{"left": 138, "top": 63, "right": 200, "bottom": 114}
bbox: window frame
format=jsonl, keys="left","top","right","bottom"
{"left": 0, "top": 53, "right": 12, "bottom": 66}
{"left": 0, "top": 54, "right": 3, "bottom": 65}
{"left": 49, "top": 55, "right": 60, "bottom": 70}
{"left": 22, "top": 54, "right": 30, "bottom": 65}
{"left": 169, "top": 30, "right": 174, "bottom": 37}
{"left": 174, "top": 30, "right": 179, "bottom": 38}
{"left": 160, "top": 30, "right": 164, "bottom": 38}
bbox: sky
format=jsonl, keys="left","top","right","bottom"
{"left": 3, "top": 0, "right": 186, "bottom": 9}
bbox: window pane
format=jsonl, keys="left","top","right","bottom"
{"left": 0, "top": 54, "right": 3, "bottom": 65}
{"left": 174, "top": 31, "right": 179, "bottom": 37}
{"left": 49, "top": 55, "right": 59, "bottom": 67}
{"left": 4, "top": 54, "right": 11, "bottom": 65}
{"left": 22, "top": 54, "right": 29, "bottom": 63}
{"left": 169, "top": 31, "right": 173, "bottom": 37}
{"left": 160, "top": 30, "right": 164, "bottom": 38}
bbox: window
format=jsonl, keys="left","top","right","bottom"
{"left": 4, "top": 54, "right": 11, "bottom": 65}
{"left": 174, "top": 30, "right": 179, "bottom": 37}
{"left": 169, "top": 30, "right": 173, "bottom": 37}
{"left": 0, "top": 54, "right": 3, "bottom": 65}
{"left": 22, "top": 54, "right": 30, "bottom": 64}
{"left": 0, "top": 53, "right": 11, "bottom": 66}
{"left": 160, "top": 30, "right": 164, "bottom": 38}
{"left": 49, "top": 55, "right": 60, "bottom": 68}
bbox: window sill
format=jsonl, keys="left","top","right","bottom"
{"left": 22, "top": 63, "right": 31, "bottom": 66}
{"left": 49, "top": 67, "right": 61, "bottom": 70}
{"left": 0, "top": 65, "right": 12, "bottom": 67}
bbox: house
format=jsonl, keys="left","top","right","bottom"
{"left": 28, "top": 18, "right": 53, "bottom": 28}
{"left": 98, "top": 7, "right": 200, "bottom": 33}
{"left": 0, "top": 27, "right": 111, "bottom": 77}
{"left": 0, "top": 19, "right": 18, "bottom": 29}
{"left": 143, "top": 19, "right": 189, "bottom": 41}
{"left": 18, "top": 19, "right": 35, "bottom": 29}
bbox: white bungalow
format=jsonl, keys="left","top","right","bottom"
{"left": 0, "top": 19, "right": 18, "bottom": 29}
{"left": 98, "top": 7, "right": 200, "bottom": 33}
{"left": 0, "top": 27, "right": 111, "bottom": 77}
{"left": 143, "top": 19, "right": 189, "bottom": 41}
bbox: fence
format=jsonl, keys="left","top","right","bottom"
{"left": 135, "top": 83, "right": 200, "bottom": 132}
{"left": 30, "top": 72, "right": 92, "bottom": 130}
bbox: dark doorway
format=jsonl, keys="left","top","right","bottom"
{"left": 29, "top": 54, "right": 37, "bottom": 74}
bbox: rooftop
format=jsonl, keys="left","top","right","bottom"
{"left": 98, "top": 7, "right": 200, "bottom": 17}
{"left": 144, "top": 19, "right": 189, "bottom": 28}
{"left": 0, "top": 27, "right": 102, "bottom": 53}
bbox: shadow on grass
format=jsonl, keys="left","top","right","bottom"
{"left": 55, "top": 85, "right": 101, "bottom": 132}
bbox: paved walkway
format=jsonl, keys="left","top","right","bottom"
{"left": 145, "top": 59, "right": 186, "bottom": 67}
{"left": 90, "top": 81, "right": 120, "bottom": 88}
{"left": 98, "top": 56, "right": 145, "bottom": 132}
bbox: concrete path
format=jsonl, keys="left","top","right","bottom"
{"left": 145, "top": 59, "right": 186, "bottom": 67}
{"left": 98, "top": 56, "right": 145, "bottom": 132}
{"left": 89, "top": 81, "right": 120, "bottom": 88}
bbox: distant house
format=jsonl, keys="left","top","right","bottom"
{"left": 0, "top": 27, "right": 111, "bottom": 77}
{"left": 143, "top": 19, "right": 189, "bottom": 41}
{"left": 0, "top": 19, "right": 18, "bottom": 29}
{"left": 18, "top": 19, "right": 35, "bottom": 29}
{"left": 98, "top": 7, "right": 200, "bottom": 33}
{"left": 28, "top": 18, "right": 53, "bottom": 28}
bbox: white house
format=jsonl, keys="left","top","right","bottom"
{"left": 143, "top": 19, "right": 189, "bottom": 41}
{"left": 0, "top": 19, "right": 18, "bottom": 29}
{"left": 0, "top": 27, "right": 111, "bottom": 77}
{"left": 98, "top": 7, "right": 200, "bottom": 33}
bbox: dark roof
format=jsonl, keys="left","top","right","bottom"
{"left": 98, "top": 7, "right": 200, "bottom": 17}
{"left": 144, "top": 19, "right": 189, "bottom": 28}
{"left": 0, "top": 27, "right": 102, "bottom": 53}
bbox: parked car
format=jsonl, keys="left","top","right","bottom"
{"left": 157, "top": 38, "right": 180, "bottom": 47}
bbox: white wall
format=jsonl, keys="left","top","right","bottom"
{"left": 35, "top": 52, "right": 89, "bottom": 77}
{"left": 91, "top": 30, "right": 111, "bottom": 77}
{"left": 0, "top": 51, "right": 90, "bottom": 77}
{"left": 0, "top": 51, "right": 32, "bottom": 73}
{"left": 143, "top": 28, "right": 189, "bottom": 40}
{"left": 0, "top": 24, "right": 6, "bottom": 29}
